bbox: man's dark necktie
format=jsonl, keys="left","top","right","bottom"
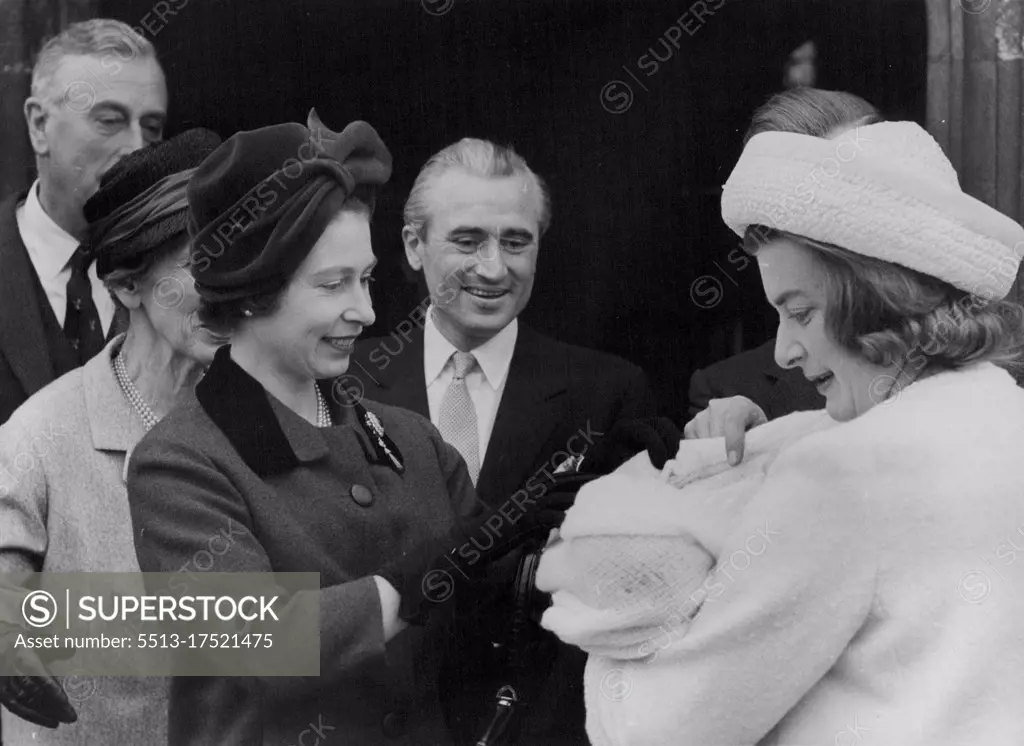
{"left": 63, "top": 245, "right": 105, "bottom": 364}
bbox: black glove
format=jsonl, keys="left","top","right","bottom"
{"left": 507, "top": 472, "right": 600, "bottom": 538}
{"left": 379, "top": 473, "right": 599, "bottom": 625}
{"left": 376, "top": 520, "right": 506, "bottom": 626}
{"left": 580, "top": 417, "right": 682, "bottom": 474}
{"left": 0, "top": 622, "right": 78, "bottom": 729}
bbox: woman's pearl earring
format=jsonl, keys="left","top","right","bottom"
{"left": 243, "top": 309, "right": 253, "bottom": 317}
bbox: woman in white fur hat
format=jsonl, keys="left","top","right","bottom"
{"left": 536, "top": 116, "right": 1024, "bottom": 746}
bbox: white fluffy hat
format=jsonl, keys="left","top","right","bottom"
{"left": 721, "top": 121, "right": 1024, "bottom": 300}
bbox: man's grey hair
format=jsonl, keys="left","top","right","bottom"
{"left": 403, "top": 138, "right": 552, "bottom": 239}
{"left": 31, "top": 18, "right": 158, "bottom": 104}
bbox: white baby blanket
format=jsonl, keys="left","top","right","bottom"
{"left": 535, "top": 408, "right": 837, "bottom": 660}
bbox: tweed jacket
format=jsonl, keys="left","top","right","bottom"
{"left": 126, "top": 345, "right": 479, "bottom": 746}
{"left": 0, "top": 335, "right": 168, "bottom": 745}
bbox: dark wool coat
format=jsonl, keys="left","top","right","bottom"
{"left": 126, "top": 345, "right": 478, "bottom": 745}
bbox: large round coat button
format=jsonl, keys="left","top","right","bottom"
{"left": 350, "top": 484, "right": 374, "bottom": 507}
{"left": 382, "top": 711, "right": 406, "bottom": 738}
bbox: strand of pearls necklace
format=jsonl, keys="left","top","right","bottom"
{"left": 315, "top": 383, "right": 333, "bottom": 428}
{"left": 113, "top": 347, "right": 160, "bottom": 431}
{"left": 116, "top": 344, "right": 331, "bottom": 430}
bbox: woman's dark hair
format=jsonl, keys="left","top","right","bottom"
{"left": 743, "top": 226, "right": 1024, "bottom": 375}
{"left": 743, "top": 87, "right": 882, "bottom": 145}
{"left": 196, "top": 186, "right": 375, "bottom": 332}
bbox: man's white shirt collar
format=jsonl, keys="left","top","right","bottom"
{"left": 424, "top": 307, "right": 518, "bottom": 389}
{"left": 19, "top": 180, "right": 79, "bottom": 279}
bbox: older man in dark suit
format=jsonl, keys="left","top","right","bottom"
{"left": 0, "top": 18, "right": 166, "bottom": 425}
{"left": 347, "top": 138, "right": 655, "bottom": 745}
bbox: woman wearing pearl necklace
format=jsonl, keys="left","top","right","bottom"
{"left": 0, "top": 128, "right": 225, "bottom": 745}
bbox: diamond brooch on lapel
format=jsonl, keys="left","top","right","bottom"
{"left": 359, "top": 408, "right": 405, "bottom": 474}
{"left": 364, "top": 410, "right": 383, "bottom": 437}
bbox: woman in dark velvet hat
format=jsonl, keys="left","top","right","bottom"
{"left": 0, "top": 128, "right": 223, "bottom": 745}
{"left": 124, "top": 111, "right": 544, "bottom": 746}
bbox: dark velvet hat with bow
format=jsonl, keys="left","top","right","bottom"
{"left": 187, "top": 109, "right": 392, "bottom": 302}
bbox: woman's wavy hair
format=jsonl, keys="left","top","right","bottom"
{"left": 743, "top": 227, "right": 1024, "bottom": 376}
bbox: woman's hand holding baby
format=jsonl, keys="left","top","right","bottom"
{"left": 683, "top": 396, "right": 767, "bottom": 465}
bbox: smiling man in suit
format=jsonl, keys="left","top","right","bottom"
{"left": 347, "top": 138, "right": 655, "bottom": 745}
{"left": 0, "top": 19, "right": 167, "bottom": 425}
{"left": 350, "top": 138, "right": 654, "bottom": 504}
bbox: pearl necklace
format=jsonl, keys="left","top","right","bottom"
{"left": 315, "top": 383, "right": 333, "bottom": 428}
{"left": 113, "top": 348, "right": 160, "bottom": 432}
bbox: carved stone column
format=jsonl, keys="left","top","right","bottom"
{"left": 927, "top": 0, "right": 1024, "bottom": 302}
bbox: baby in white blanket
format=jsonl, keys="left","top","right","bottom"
{"left": 535, "top": 409, "right": 837, "bottom": 662}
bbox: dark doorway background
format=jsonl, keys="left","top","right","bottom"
{"left": 98, "top": 0, "right": 927, "bottom": 422}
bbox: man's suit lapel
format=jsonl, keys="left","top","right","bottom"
{"left": 477, "top": 327, "right": 569, "bottom": 504}
{"left": 350, "top": 329, "right": 430, "bottom": 416}
{"left": 0, "top": 195, "right": 56, "bottom": 396}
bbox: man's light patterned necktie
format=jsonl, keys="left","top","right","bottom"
{"left": 438, "top": 351, "right": 480, "bottom": 484}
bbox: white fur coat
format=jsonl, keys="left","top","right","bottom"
{"left": 536, "top": 364, "right": 1024, "bottom": 746}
